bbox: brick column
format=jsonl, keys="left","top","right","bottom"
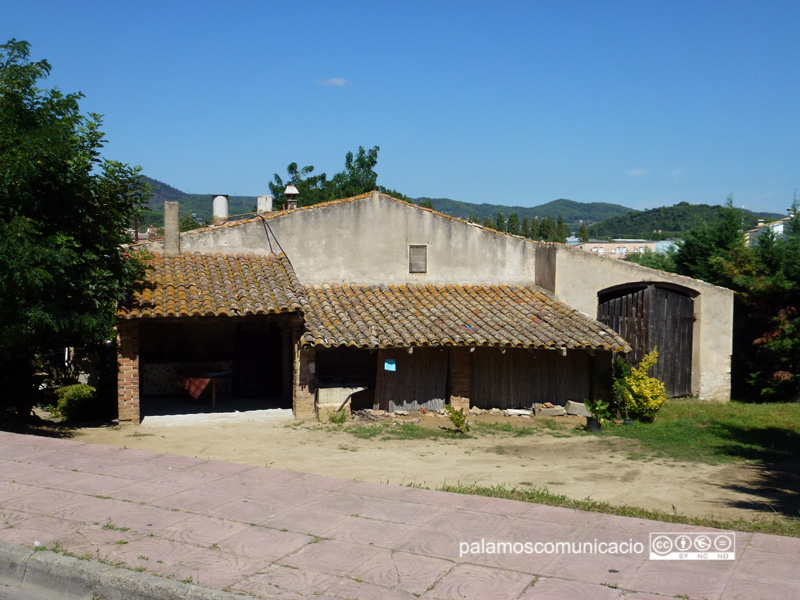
{"left": 293, "top": 338, "right": 317, "bottom": 420}
{"left": 117, "top": 320, "right": 140, "bottom": 423}
{"left": 448, "top": 347, "right": 471, "bottom": 412}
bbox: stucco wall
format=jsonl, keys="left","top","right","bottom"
{"left": 547, "top": 244, "right": 733, "bottom": 401}
{"left": 178, "top": 193, "right": 537, "bottom": 285}
{"left": 161, "top": 192, "right": 733, "bottom": 401}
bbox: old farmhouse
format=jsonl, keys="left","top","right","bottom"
{"left": 117, "top": 192, "right": 733, "bottom": 423}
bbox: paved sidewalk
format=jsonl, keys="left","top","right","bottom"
{"left": 0, "top": 430, "right": 797, "bottom": 599}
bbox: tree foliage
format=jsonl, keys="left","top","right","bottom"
{"left": 0, "top": 39, "right": 150, "bottom": 413}
{"left": 665, "top": 197, "right": 800, "bottom": 401}
{"left": 268, "top": 145, "right": 410, "bottom": 209}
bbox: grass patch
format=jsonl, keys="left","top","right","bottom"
{"left": 473, "top": 422, "right": 539, "bottom": 437}
{"left": 598, "top": 400, "right": 800, "bottom": 465}
{"left": 439, "top": 482, "right": 800, "bottom": 537}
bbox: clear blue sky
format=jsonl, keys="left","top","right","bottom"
{"left": 4, "top": 1, "right": 799, "bottom": 213}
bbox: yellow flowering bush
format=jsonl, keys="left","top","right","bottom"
{"left": 613, "top": 349, "right": 668, "bottom": 422}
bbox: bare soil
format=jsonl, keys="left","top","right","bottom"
{"left": 72, "top": 412, "right": 770, "bottom": 522}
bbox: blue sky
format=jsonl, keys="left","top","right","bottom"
{"left": 4, "top": 1, "right": 799, "bottom": 213}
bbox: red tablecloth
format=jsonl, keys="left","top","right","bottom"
{"left": 181, "top": 377, "right": 210, "bottom": 399}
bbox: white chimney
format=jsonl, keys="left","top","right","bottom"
{"left": 212, "top": 194, "right": 229, "bottom": 223}
{"left": 257, "top": 195, "right": 273, "bottom": 214}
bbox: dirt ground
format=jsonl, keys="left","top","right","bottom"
{"left": 65, "top": 410, "right": 779, "bottom": 523}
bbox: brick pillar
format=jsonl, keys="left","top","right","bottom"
{"left": 117, "top": 320, "right": 140, "bottom": 423}
{"left": 293, "top": 335, "right": 317, "bottom": 420}
{"left": 448, "top": 347, "right": 471, "bottom": 412}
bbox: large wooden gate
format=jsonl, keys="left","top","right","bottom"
{"left": 597, "top": 284, "right": 695, "bottom": 397}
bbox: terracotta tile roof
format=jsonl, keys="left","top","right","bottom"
{"left": 300, "top": 283, "right": 630, "bottom": 352}
{"left": 118, "top": 252, "right": 304, "bottom": 319}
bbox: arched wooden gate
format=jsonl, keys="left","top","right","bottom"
{"left": 597, "top": 284, "right": 695, "bottom": 397}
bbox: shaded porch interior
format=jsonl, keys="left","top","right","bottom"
{"left": 138, "top": 315, "right": 293, "bottom": 417}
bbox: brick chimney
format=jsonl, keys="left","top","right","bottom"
{"left": 284, "top": 185, "right": 299, "bottom": 211}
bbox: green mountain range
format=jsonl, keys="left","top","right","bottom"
{"left": 140, "top": 177, "right": 784, "bottom": 238}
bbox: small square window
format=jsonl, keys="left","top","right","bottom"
{"left": 409, "top": 244, "right": 427, "bottom": 273}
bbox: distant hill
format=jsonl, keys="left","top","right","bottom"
{"left": 139, "top": 177, "right": 256, "bottom": 226}
{"left": 139, "top": 178, "right": 784, "bottom": 239}
{"left": 589, "top": 202, "right": 784, "bottom": 239}
{"left": 419, "top": 197, "right": 633, "bottom": 229}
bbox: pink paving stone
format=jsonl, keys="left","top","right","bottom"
{"left": 0, "top": 444, "right": 49, "bottom": 461}
{"left": 146, "top": 468, "right": 233, "bottom": 488}
{"left": 153, "top": 487, "right": 247, "bottom": 513}
{"left": 49, "top": 495, "right": 133, "bottom": 524}
{"left": 454, "top": 493, "right": 537, "bottom": 517}
{"left": 113, "top": 447, "right": 164, "bottom": 462}
{"left": 348, "top": 548, "right": 455, "bottom": 595}
{"left": 111, "top": 480, "right": 189, "bottom": 503}
{"left": 325, "top": 515, "right": 421, "bottom": 548}
{"left": 286, "top": 472, "right": 355, "bottom": 492}
{"left": 0, "top": 480, "right": 40, "bottom": 498}
{"left": 35, "top": 471, "right": 132, "bottom": 496}
{"left": 229, "top": 576, "right": 309, "bottom": 600}
{"left": 0, "top": 459, "right": 46, "bottom": 479}
{"left": 355, "top": 498, "right": 446, "bottom": 526}
{"left": 300, "top": 491, "right": 376, "bottom": 516}
{"left": 243, "top": 481, "right": 328, "bottom": 507}
{"left": 423, "top": 563, "right": 533, "bottom": 600}
{"left": 105, "top": 502, "right": 193, "bottom": 532}
{"left": 536, "top": 550, "right": 645, "bottom": 588}
{"left": 260, "top": 505, "right": 353, "bottom": 537}
{"left": 519, "top": 503, "right": 597, "bottom": 527}
{"left": 65, "top": 441, "right": 125, "bottom": 457}
{"left": 745, "top": 532, "right": 800, "bottom": 555}
{"left": 187, "top": 460, "right": 256, "bottom": 477}
{"left": 1, "top": 486, "right": 85, "bottom": 515}
{"left": 518, "top": 577, "right": 625, "bottom": 599}
{"left": 236, "top": 564, "right": 341, "bottom": 596}
{"left": 732, "top": 548, "right": 800, "bottom": 584}
{"left": 0, "top": 515, "right": 83, "bottom": 547}
{"left": 280, "top": 539, "right": 383, "bottom": 576}
{"left": 624, "top": 558, "right": 734, "bottom": 598}
{"left": 7, "top": 464, "right": 85, "bottom": 488}
{"left": 53, "top": 524, "right": 145, "bottom": 557}
{"left": 322, "top": 577, "right": 421, "bottom": 600}
{"left": 722, "top": 576, "right": 800, "bottom": 600}
{"left": 428, "top": 508, "right": 517, "bottom": 536}
{"left": 160, "top": 514, "right": 251, "bottom": 546}
{"left": 147, "top": 454, "right": 210, "bottom": 469}
{"left": 214, "top": 526, "right": 314, "bottom": 561}
{"left": 395, "top": 526, "right": 473, "bottom": 562}
{"left": 204, "top": 494, "right": 296, "bottom": 524}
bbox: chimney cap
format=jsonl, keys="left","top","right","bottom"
{"left": 284, "top": 185, "right": 299, "bottom": 198}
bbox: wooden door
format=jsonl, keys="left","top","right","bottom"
{"left": 598, "top": 285, "right": 694, "bottom": 397}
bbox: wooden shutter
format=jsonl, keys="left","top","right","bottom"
{"left": 409, "top": 245, "right": 427, "bottom": 273}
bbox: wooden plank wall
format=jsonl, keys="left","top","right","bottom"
{"left": 471, "top": 348, "right": 595, "bottom": 409}
{"left": 374, "top": 348, "right": 447, "bottom": 411}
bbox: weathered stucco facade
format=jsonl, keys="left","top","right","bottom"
{"left": 119, "top": 192, "right": 733, "bottom": 422}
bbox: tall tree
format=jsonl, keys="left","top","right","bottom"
{"left": 578, "top": 222, "right": 589, "bottom": 242}
{"left": 521, "top": 217, "right": 532, "bottom": 238}
{"left": 507, "top": 213, "right": 520, "bottom": 236}
{"left": 496, "top": 212, "right": 506, "bottom": 232}
{"left": 0, "top": 39, "right": 149, "bottom": 414}
{"left": 530, "top": 217, "right": 540, "bottom": 240}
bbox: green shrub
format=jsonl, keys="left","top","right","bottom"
{"left": 444, "top": 404, "right": 470, "bottom": 433}
{"left": 613, "top": 350, "right": 667, "bottom": 422}
{"left": 328, "top": 409, "right": 348, "bottom": 424}
{"left": 583, "top": 397, "right": 611, "bottom": 420}
{"left": 54, "top": 384, "right": 96, "bottom": 421}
